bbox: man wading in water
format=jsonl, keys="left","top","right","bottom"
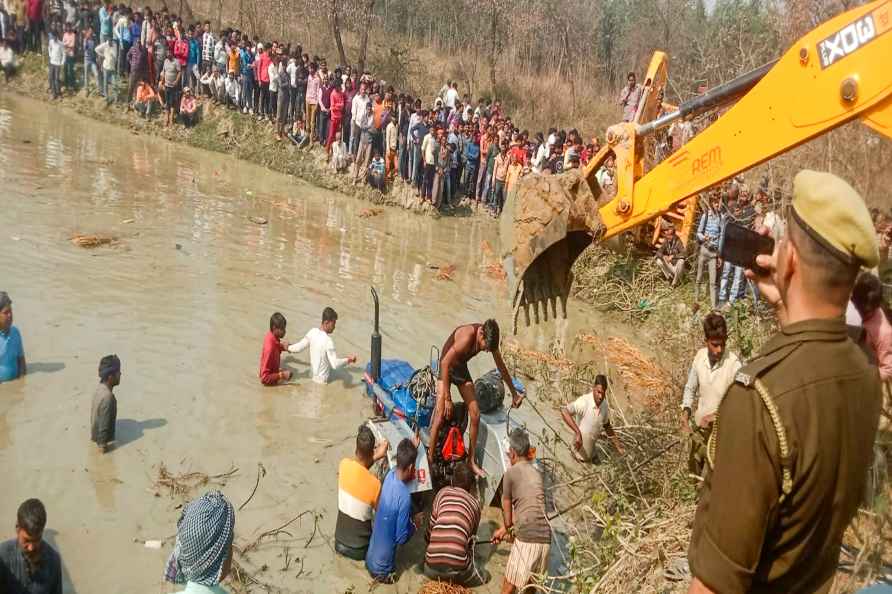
{"left": 429, "top": 319, "right": 523, "bottom": 478}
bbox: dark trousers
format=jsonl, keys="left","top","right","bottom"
{"left": 290, "top": 88, "right": 304, "bottom": 121}
{"left": 318, "top": 110, "right": 330, "bottom": 144}
{"left": 259, "top": 82, "right": 269, "bottom": 116}
{"left": 63, "top": 55, "right": 76, "bottom": 88}
{"left": 269, "top": 90, "right": 278, "bottom": 120}
{"left": 48, "top": 64, "right": 61, "bottom": 97}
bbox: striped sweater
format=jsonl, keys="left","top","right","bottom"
{"left": 425, "top": 486, "right": 481, "bottom": 571}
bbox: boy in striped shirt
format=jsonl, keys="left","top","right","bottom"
{"left": 423, "top": 462, "right": 484, "bottom": 586}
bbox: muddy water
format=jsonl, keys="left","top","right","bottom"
{"left": 0, "top": 94, "right": 593, "bottom": 593}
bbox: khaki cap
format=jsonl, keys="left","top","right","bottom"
{"left": 790, "top": 170, "right": 879, "bottom": 268}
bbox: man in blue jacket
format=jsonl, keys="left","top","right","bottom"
{"left": 365, "top": 437, "right": 421, "bottom": 583}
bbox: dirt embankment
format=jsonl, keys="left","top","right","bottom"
{"left": 6, "top": 53, "right": 484, "bottom": 221}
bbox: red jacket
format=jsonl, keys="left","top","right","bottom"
{"left": 330, "top": 89, "right": 345, "bottom": 119}
{"left": 173, "top": 38, "right": 189, "bottom": 66}
{"left": 257, "top": 52, "right": 271, "bottom": 83}
{"left": 259, "top": 331, "right": 285, "bottom": 386}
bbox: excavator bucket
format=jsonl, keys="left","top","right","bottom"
{"left": 500, "top": 169, "right": 603, "bottom": 333}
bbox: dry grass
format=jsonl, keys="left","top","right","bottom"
{"left": 152, "top": 462, "right": 239, "bottom": 498}
{"left": 417, "top": 581, "right": 474, "bottom": 594}
{"left": 434, "top": 264, "right": 457, "bottom": 281}
{"left": 578, "top": 335, "right": 674, "bottom": 407}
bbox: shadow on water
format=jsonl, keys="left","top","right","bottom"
{"left": 114, "top": 418, "right": 167, "bottom": 450}
{"left": 42, "top": 529, "right": 77, "bottom": 594}
{"left": 26, "top": 362, "right": 66, "bottom": 374}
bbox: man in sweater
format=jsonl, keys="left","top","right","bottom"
{"left": 423, "top": 462, "right": 484, "bottom": 586}
{"left": 287, "top": 307, "right": 356, "bottom": 384}
{"left": 91, "top": 354, "right": 121, "bottom": 453}
{"left": 680, "top": 312, "right": 741, "bottom": 476}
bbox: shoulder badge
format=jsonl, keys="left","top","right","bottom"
{"left": 734, "top": 343, "right": 802, "bottom": 389}
{"left": 735, "top": 371, "right": 753, "bottom": 386}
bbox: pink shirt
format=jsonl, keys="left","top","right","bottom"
{"left": 863, "top": 308, "right": 892, "bottom": 381}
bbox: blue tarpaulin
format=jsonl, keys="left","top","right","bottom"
{"left": 365, "top": 359, "right": 434, "bottom": 428}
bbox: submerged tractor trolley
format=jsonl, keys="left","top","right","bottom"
{"left": 360, "top": 288, "right": 525, "bottom": 507}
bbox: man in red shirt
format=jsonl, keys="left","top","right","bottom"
{"left": 326, "top": 80, "right": 345, "bottom": 156}
{"left": 259, "top": 312, "right": 292, "bottom": 386}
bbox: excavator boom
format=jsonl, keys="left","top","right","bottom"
{"left": 502, "top": 0, "right": 892, "bottom": 331}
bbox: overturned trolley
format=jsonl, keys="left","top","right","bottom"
{"left": 361, "top": 287, "right": 525, "bottom": 507}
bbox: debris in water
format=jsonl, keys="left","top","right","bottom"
{"left": 433, "top": 264, "right": 456, "bottom": 281}
{"left": 144, "top": 540, "right": 163, "bottom": 549}
{"left": 484, "top": 263, "right": 507, "bottom": 280}
{"left": 121, "top": 219, "right": 135, "bottom": 224}
{"left": 153, "top": 462, "right": 239, "bottom": 498}
{"left": 71, "top": 234, "right": 116, "bottom": 248}
{"left": 248, "top": 216, "right": 268, "bottom": 225}
{"left": 358, "top": 208, "right": 383, "bottom": 218}
{"left": 480, "top": 240, "right": 494, "bottom": 255}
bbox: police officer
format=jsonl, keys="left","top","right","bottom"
{"left": 687, "top": 170, "right": 882, "bottom": 594}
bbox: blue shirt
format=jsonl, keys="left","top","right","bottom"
{"left": 239, "top": 48, "right": 253, "bottom": 76}
{"left": 370, "top": 158, "right": 385, "bottom": 176}
{"left": 188, "top": 38, "right": 200, "bottom": 66}
{"left": 98, "top": 6, "right": 112, "bottom": 36}
{"left": 83, "top": 36, "right": 96, "bottom": 63}
{"left": 0, "top": 326, "right": 23, "bottom": 382}
{"left": 365, "top": 470, "right": 414, "bottom": 576}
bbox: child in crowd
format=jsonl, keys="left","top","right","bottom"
{"left": 289, "top": 117, "right": 309, "bottom": 148}
{"left": 368, "top": 150, "right": 385, "bottom": 191}
{"left": 330, "top": 131, "right": 349, "bottom": 172}
{"left": 259, "top": 312, "right": 292, "bottom": 386}
{"left": 179, "top": 86, "right": 198, "bottom": 126}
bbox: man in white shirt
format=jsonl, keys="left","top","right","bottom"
{"left": 287, "top": 307, "right": 356, "bottom": 384}
{"left": 47, "top": 31, "right": 65, "bottom": 98}
{"left": 680, "top": 312, "right": 741, "bottom": 475}
{"left": 561, "top": 375, "right": 624, "bottom": 463}
{"left": 350, "top": 81, "right": 370, "bottom": 156}
{"left": 444, "top": 81, "right": 459, "bottom": 112}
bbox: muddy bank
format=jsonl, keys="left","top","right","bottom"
{"left": 4, "top": 54, "right": 485, "bottom": 221}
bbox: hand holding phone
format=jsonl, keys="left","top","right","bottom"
{"left": 719, "top": 221, "right": 775, "bottom": 276}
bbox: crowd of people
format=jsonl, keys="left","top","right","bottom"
{"left": 0, "top": 1, "right": 640, "bottom": 213}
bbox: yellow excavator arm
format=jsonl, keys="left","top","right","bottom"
{"left": 501, "top": 0, "right": 892, "bottom": 331}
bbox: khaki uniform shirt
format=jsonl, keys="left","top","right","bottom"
{"left": 688, "top": 318, "right": 881, "bottom": 593}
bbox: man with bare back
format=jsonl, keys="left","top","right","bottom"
{"left": 429, "top": 319, "right": 523, "bottom": 478}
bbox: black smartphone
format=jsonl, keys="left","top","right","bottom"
{"left": 719, "top": 221, "right": 775, "bottom": 276}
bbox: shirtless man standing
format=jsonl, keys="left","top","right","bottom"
{"left": 429, "top": 319, "right": 523, "bottom": 478}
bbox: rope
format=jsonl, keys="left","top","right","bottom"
{"left": 707, "top": 378, "right": 793, "bottom": 504}
{"left": 408, "top": 366, "right": 437, "bottom": 407}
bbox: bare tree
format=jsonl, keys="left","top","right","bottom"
{"left": 328, "top": 0, "right": 349, "bottom": 66}
{"left": 357, "top": 0, "right": 376, "bottom": 75}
